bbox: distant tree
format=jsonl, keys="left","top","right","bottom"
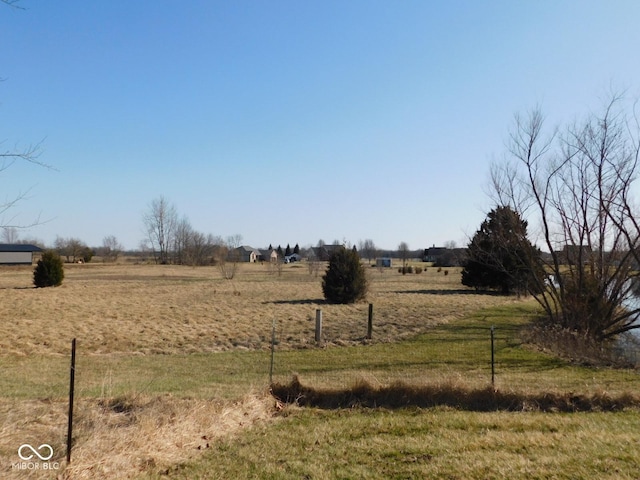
{"left": 2, "top": 227, "right": 19, "bottom": 243}
{"left": 398, "top": 242, "right": 410, "bottom": 271}
{"left": 143, "top": 196, "right": 177, "bottom": 264}
{"left": 33, "top": 250, "right": 64, "bottom": 287}
{"left": 293, "top": 243, "right": 300, "bottom": 254}
{"left": 216, "top": 234, "right": 242, "bottom": 279}
{"left": 81, "top": 246, "right": 94, "bottom": 263}
{"left": 462, "top": 206, "right": 543, "bottom": 295}
{"left": 101, "top": 235, "right": 124, "bottom": 263}
{"left": 285, "top": 244, "right": 292, "bottom": 256}
{"left": 358, "top": 239, "right": 377, "bottom": 262}
{"left": 172, "top": 216, "right": 192, "bottom": 265}
{"left": 322, "top": 246, "right": 368, "bottom": 304}
{"left": 277, "top": 245, "right": 283, "bottom": 258}
{"left": 55, "top": 236, "right": 90, "bottom": 263}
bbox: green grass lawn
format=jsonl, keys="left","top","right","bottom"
{"left": 147, "top": 407, "right": 640, "bottom": 480}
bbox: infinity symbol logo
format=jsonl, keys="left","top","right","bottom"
{"left": 18, "top": 444, "right": 54, "bottom": 461}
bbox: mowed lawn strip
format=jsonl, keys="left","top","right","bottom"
{"left": 144, "top": 407, "right": 640, "bottom": 480}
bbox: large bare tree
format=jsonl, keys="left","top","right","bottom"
{"left": 489, "top": 93, "right": 640, "bottom": 340}
{"left": 143, "top": 196, "right": 177, "bottom": 264}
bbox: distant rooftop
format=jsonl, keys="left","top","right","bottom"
{"left": 0, "top": 244, "right": 43, "bottom": 252}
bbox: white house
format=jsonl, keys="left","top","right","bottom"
{"left": 0, "top": 244, "right": 43, "bottom": 265}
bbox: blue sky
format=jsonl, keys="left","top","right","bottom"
{"left": 1, "top": 1, "right": 639, "bottom": 251}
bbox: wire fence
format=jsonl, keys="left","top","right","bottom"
{"left": 266, "top": 307, "right": 640, "bottom": 392}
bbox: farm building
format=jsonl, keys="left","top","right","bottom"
{"left": 0, "top": 244, "right": 43, "bottom": 265}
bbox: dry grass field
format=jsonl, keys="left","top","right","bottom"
{"left": 0, "top": 262, "right": 513, "bottom": 356}
{"left": 1, "top": 261, "right": 520, "bottom": 478}
{"left": 3, "top": 261, "right": 638, "bottom": 479}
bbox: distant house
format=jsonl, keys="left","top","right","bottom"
{"left": 284, "top": 253, "right": 302, "bottom": 263}
{"left": 0, "top": 244, "right": 43, "bottom": 265}
{"left": 258, "top": 249, "right": 279, "bottom": 263}
{"left": 423, "top": 246, "right": 448, "bottom": 263}
{"left": 232, "top": 246, "right": 260, "bottom": 263}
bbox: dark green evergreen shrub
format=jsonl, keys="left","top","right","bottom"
{"left": 33, "top": 250, "right": 65, "bottom": 287}
{"left": 322, "top": 247, "right": 368, "bottom": 304}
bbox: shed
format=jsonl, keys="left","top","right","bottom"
{"left": 376, "top": 257, "right": 392, "bottom": 268}
{"left": 0, "top": 244, "right": 43, "bottom": 265}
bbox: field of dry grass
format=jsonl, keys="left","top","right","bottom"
{"left": 5, "top": 261, "right": 636, "bottom": 479}
{"left": 1, "top": 261, "right": 520, "bottom": 478}
{"left": 0, "top": 262, "right": 514, "bottom": 356}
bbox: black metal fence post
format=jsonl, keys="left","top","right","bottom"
{"left": 490, "top": 326, "right": 495, "bottom": 388}
{"left": 269, "top": 319, "right": 276, "bottom": 384}
{"left": 66, "top": 338, "right": 76, "bottom": 464}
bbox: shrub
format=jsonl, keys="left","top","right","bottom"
{"left": 33, "top": 250, "right": 65, "bottom": 287}
{"left": 322, "top": 247, "right": 368, "bottom": 304}
{"left": 415, "top": 267, "right": 422, "bottom": 274}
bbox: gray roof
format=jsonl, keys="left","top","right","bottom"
{"left": 0, "top": 244, "right": 43, "bottom": 252}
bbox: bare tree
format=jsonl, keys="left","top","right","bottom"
{"left": 215, "top": 234, "right": 243, "bottom": 279}
{"left": 358, "top": 239, "right": 378, "bottom": 263}
{"left": 143, "top": 196, "right": 177, "bottom": 264}
{"left": 2, "top": 227, "right": 19, "bottom": 243}
{"left": 398, "top": 241, "right": 410, "bottom": 269}
{"left": 101, "top": 235, "right": 124, "bottom": 263}
{"left": 55, "top": 236, "right": 90, "bottom": 263}
{"left": 1, "top": 0, "right": 25, "bottom": 8}
{"left": 172, "top": 215, "right": 193, "bottom": 265}
{"left": 489, "top": 93, "right": 640, "bottom": 340}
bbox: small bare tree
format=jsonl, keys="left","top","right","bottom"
{"left": 398, "top": 242, "right": 410, "bottom": 270}
{"left": 216, "top": 234, "right": 242, "bottom": 279}
{"left": 101, "top": 235, "right": 123, "bottom": 262}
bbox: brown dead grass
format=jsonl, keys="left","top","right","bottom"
{"left": 271, "top": 376, "right": 640, "bottom": 412}
{"left": 0, "top": 392, "right": 277, "bottom": 479}
{"left": 0, "top": 263, "right": 514, "bottom": 356}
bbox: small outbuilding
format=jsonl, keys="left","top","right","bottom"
{"left": 376, "top": 257, "right": 392, "bottom": 268}
{"left": 0, "top": 244, "right": 43, "bottom": 265}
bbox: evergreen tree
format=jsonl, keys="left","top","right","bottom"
{"left": 285, "top": 244, "right": 292, "bottom": 256}
{"left": 33, "top": 250, "right": 65, "bottom": 288}
{"left": 462, "top": 206, "right": 544, "bottom": 295}
{"left": 322, "top": 246, "right": 369, "bottom": 304}
{"left": 293, "top": 243, "right": 300, "bottom": 254}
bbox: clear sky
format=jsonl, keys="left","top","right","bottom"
{"left": 1, "top": 1, "right": 639, "bottom": 251}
